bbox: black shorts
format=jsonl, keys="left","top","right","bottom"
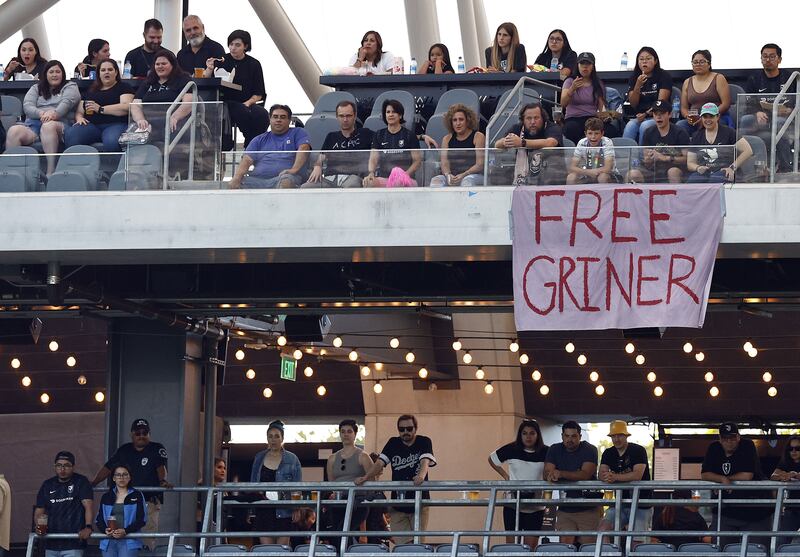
{"left": 253, "top": 508, "right": 292, "bottom": 535}
{"left": 502, "top": 507, "right": 545, "bottom": 532}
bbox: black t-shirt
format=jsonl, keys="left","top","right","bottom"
{"left": 775, "top": 458, "right": 800, "bottom": 498}
{"left": 371, "top": 126, "right": 421, "bottom": 177}
{"left": 379, "top": 435, "right": 436, "bottom": 509}
{"left": 484, "top": 44, "right": 528, "bottom": 72}
{"left": 425, "top": 61, "right": 455, "bottom": 74}
{"left": 534, "top": 49, "right": 578, "bottom": 77}
{"left": 600, "top": 443, "right": 652, "bottom": 507}
{"left": 627, "top": 68, "right": 673, "bottom": 112}
{"left": 216, "top": 53, "right": 266, "bottom": 103}
{"left": 744, "top": 68, "right": 796, "bottom": 115}
{"left": 35, "top": 473, "right": 93, "bottom": 550}
{"left": 701, "top": 438, "right": 771, "bottom": 519}
{"left": 642, "top": 123, "right": 690, "bottom": 167}
{"left": 135, "top": 75, "right": 191, "bottom": 104}
{"left": 652, "top": 506, "right": 708, "bottom": 546}
{"left": 690, "top": 124, "right": 738, "bottom": 170}
{"left": 124, "top": 47, "right": 165, "bottom": 79}
{"left": 177, "top": 37, "right": 225, "bottom": 74}
{"left": 84, "top": 82, "right": 135, "bottom": 125}
{"left": 321, "top": 128, "right": 374, "bottom": 176}
{"left": 105, "top": 441, "right": 168, "bottom": 501}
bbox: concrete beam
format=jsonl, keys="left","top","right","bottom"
{"left": 155, "top": 0, "right": 183, "bottom": 54}
{"left": 404, "top": 0, "right": 440, "bottom": 66}
{"left": 0, "top": 0, "right": 60, "bottom": 46}
{"left": 21, "top": 16, "right": 51, "bottom": 60}
{"left": 456, "top": 0, "right": 480, "bottom": 69}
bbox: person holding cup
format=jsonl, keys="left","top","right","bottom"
{"left": 677, "top": 50, "right": 732, "bottom": 134}
{"left": 96, "top": 465, "right": 147, "bottom": 557}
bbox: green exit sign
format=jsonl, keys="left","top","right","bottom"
{"left": 280, "top": 355, "right": 296, "bottom": 381}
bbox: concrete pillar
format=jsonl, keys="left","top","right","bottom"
{"left": 0, "top": 0, "right": 60, "bottom": 45}
{"left": 21, "top": 16, "right": 51, "bottom": 60}
{"left": 404, "top": 0, "right": 440, "bottom": 67}
{"left": 247, "top": 0, "right": 328, "bottom": 104}
{"left": 472, "top": 0, "right": 491, "bottom": 55}
{"left": 456, "top": 0, "right": 481, "bottom": 69}
{"left": 107, "top": 318, "right": 204, "bottom": 535}
{"left": 155, "top": 0, "right": 183, "bottom": 54}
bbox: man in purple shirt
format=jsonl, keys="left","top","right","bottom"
{"left": 229, "top": 104, "right": 311, "bottom": 188}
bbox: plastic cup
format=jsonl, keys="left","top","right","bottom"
{"left": 108, "top": 517, "right": 118, "bottom": 531}
{"left": 36, "top": 514, "right": 48, "bottom": 535}
{"left": 194, "top": 68, "right": 205, "bottom": 78}
{"left": 291, "top": 491, "right": 302, "bottom": 501}
{"left": 468, "top": 491, "right": 480, "bottom": 500}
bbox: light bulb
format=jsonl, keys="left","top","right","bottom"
{"left": 66, "top": 356, "right": 77, "bottom": 367}
{"left": 235, "top": 349, "right": 245, "bottom": 361}
{"left": 654, "top": 386, "right": 664, "bottom": 397}
{"left": 647, "top": 371, "right": 657, "bottom": 382}
{"left": 709, "top": 385, "right": 720, "bottom": 397}
{"left": 390, "top": 337, "right": 400, "bottom": 349}
{"left": 635, "top": 354, "right": 645, "bottom": 365}
{"left": 539, "top": 384, "right": 550, "bottom": 395}
{"left": 768, "top": 386, "right": 778, "bottom": 397}
{"left": 373, "top": 382, "right": 383, "bottom": 394}
{"left": 589, "top": 371, "right": 599, "bottom": 382}
{"left": 762, "top": 371, "right": 772, "bottom": 383}
{"left": 452, "top": 339, "right": 462, "bottom": 351}
{"left": 94, "top": 391, "right": 105, "bottom": 403}
{"left": 319, "top": 348, "right": 327, "bottom": 356}
{"left": 304, "top": 366, "right": 314, "bottom": 378}
{"left": 418, "top": 367, "right": 429, "bottom": 379}
{"left": 743, "top": 341, "right": 753, "bottom": 352}
{"left": 40, "top": 392, "right": 50, "bottom": 404}
{"left": 405, "top": 351, "right": 415, "bottom": 363}
{"left": 475, "top": 368, "right": 485, "bottom": 380}
{"left": 625, "top": 342, "right": 635, "bottom": 354}
{"left": 531, "top": 369, "right": 542, "bottom": 381}
{"left": 484, "top": 382, "right": 494, "bottom": 394}
{"left": 595, "top": 384, "right": 605, "bottom": 396}
{"left": 374, "top": 362, "right": 383, "bottom": 371}
{"left": 695, "top": 352, "right": 705, "bottom": 362}
{"left": 748, "top": 347, "right": 758, "bottom": 358}
{"left": 332, "top": 336, "right": 343, "bottom": 348}
{"left": 348, "top": 349, "right": 358, "bottom": 361}
{"left": 49, "top": 340, "right": 59, "bottom": 352}
{"left": 462, "top": 351, "right": 473, "bottom": 364}
{"left": 704, "top": 371, "right": 715, "bottom": 382}
{"left": 262, "top": 387, "right": 273, "bottom": 398}
{"left": 245, "top": 368, "right": 256, "bottom": 379}
{"left": 565, "top": 342, "right": 575, "bottom": 353}
{"left": 316, "top": 385, "right": 327, "bottom": 396}
{"left": 519, "top": 353, "right": 529, "bottom": 365}
{"left": 360, "top": 365, "right": 371, "bottom": 377}
{"left": 577, "top": 354, "right": 587, "bottom": 366}
{"left": 293, "top": 349, "right": 303, "bottom": 360}
{"left": 277, "top": 335, "right": 287, "bottom": 346}
{"left": 77, "top": 375, "right": 87, "bottom": 385}
{"left": 683, "top": 342, "right": 693, "bottom": 353}
{"left": 21, "top": 376, "right": 32, "bottom": 387}
{"left": 509, "top": 340, "right": 519, "bottom": 353}
{"left": 11, "top": 358, "right": 21, "bottom": 369}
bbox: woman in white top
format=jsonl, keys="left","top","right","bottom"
{"left": 489, "top": 419, "right": 549, "bottom": 548}
{"left": 350, "top": 31, "right": 395, "bottom": 75}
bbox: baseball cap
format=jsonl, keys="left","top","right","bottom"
{"left": 54, "top": 450, "right": 75, "bottom": 464}
{"left": 131, "top": 418, "right": 150, "bottom": 432}
{"left": 651, "top": 100, "right": 671, "bottom": 113}
{"left": 719, "top": 422, "right": 739, "bottom": 436}
{"left": 608, "top": 420, "right": 631, "bottom": 436}
{"left": 700, "top": 102, "right": 719, "bottom": 116}
{"left": 577, "top": 52, "right": 595, "bottom": 64}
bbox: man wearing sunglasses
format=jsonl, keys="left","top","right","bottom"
{"left": 34, "top": 451, "right": 94, "bottom": 557}
{"left": 356, "top": 414, "right": 436, "bottom": 544}
{"left": 91, "top": 419, "right": 171, "bottom": 549}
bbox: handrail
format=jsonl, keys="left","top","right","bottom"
{"left": 483, "top": 76, "right": 561, "bottom": 186}
{"left": 163, "top": 80, "right": 199, "bottom": 189}
{"left": 770, "top": 70, "right": 800, "bottom": 182}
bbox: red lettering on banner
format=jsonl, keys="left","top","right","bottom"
{"left": 558, "top": 257, "right": 581, "bottom": 312}
{"left": 577, "top": 257, "right": 601, "bottom": 311}
{"left": 667, "top": 254, "right": 699, "bottom": 304}
{"left": 570, "top": 190, "right": 603, "bottom": 246}
{"left": 522, "top": 255, "right": 556, "bottom": 315}
{"left": 535, "top": 190, "right": 565, "bottom": 244}
{"left": 636, "top": 255, "right": 663, "bottom": 305}
{"left": 605, "top": 254, "right": 633, "bottom": 310}
{"left": 611, "top": 188, "right": 643, "bottom": 243}
{"left": 649, "top": 190, "right": 684, "bottom": 244}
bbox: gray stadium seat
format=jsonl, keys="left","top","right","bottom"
{"left": 153, "top": 545, "right": 196, "bottom": 557}
{"left": 633, "top": 544, "right": 675, "bottom": 553}
{"left": 721, "top": 544, "right": 765, "bottom": 556}
{"left": 777, "top": 544, "right": 800, "bottom": 555}
{"left": 313, "top": 91, "right": 358, "bottom": 116}
{"left": 578, "top": 544, "right": 621, "bottom": 556}
{"left": 488, "top": 87, "right": 542, "bottom": 145}
{"left": 431, "top": 89, "right": 480, "bottom": 118}
{"left": 364, "top": 90, "right": 416, "bottom": 133}
{"left": 304, "top": 114, "right": 341, "bottom": 151}
{"left": 0, "top": 146, "right": 41, "bottom": 192}
{"left": 394, "top": 544, "right": 435, "bottom": 554}
{"left": 488, "top": 545, "right": 532, "bottom": 556}
{"left": 346, "top": 544, "right": 389, "bottom": 554}
{"left": 728, "top": 84, "right": 746, "bottom": 107}
{"left": 46, "top": 145, "right": 100, "bottom": 191}
{"left": 108, "top": 144, "right": 162, "bottom": 190}
{"left": 424, "top": 114, "right": 448, "bottom": 146}
{"left": 435, "top": 544, "right": 479, "bottom": 556}
{"left": 535, "top": 544, "right": 576, "bottom": 553}
{"left": 294, "top": 544, "right": 337, "bottom": 556}
{"left": 610, "top": 136, "right": 639, "bottom": 179}
{"left": 207, "top": 545, "right": 248, "bottom": 554}
{"left": 0, "top": 94, "right": 22, "bottom": 130}
{"left": 677, "top": 544, "right": 719, "bottom": 553}
{"left": 250, "top": 545, "right": 292, "bottom": 556}
{"left": 562, "top": 137, "right": 576, "bottom": 167}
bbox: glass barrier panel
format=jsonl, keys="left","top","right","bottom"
{"left": 735, "top": 92, "right": 797, "bottom": 180}
{"left": 0, "top": 151, "right": 136, "bottom": 192}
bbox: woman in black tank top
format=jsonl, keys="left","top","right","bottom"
{"left": 430, "top": 104, "right": 486, "bottom": 187}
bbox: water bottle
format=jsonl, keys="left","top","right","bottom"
{"left": 457, "top": 56, "right": 465, "bottom": 73}
{"left": 671, "top": 96, "right": 681, "bottom": 120}
{"left": 0, "top": 63, "right": 4, "bottom": 78}
{"left": 550, "top": 57, "right": 559, "bottom": 72}
{"left": 123, "top": 60, "right": 132, "bottom": 79}
{"left": 620, "top": 52, "right": 628, "bottom": 71}
{"left": 409, "top": 57, "right": 417, "bottom": 74}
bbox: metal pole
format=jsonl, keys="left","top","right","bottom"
{"left": 413, "top": 487, "right": 422, "bottom": 544}
{"left": 483, "top": 487, "right": 497, "bottom": 555}
{"left": 203, "top": 338, "right": 219, "bottom": 488}
{"left": 404, "top": 0, "right": 440, "bottom": 65}
{"left": 0, "top": 0, "right": 60, "bottom": 45}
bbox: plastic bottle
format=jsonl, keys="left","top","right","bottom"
{"left": 457, "top": 56, "right": 465, "bottom": 73}
{"left": 123, "top": 60, "right": 132, "bottom": 79}
{"left": 550, "top": 57, "right": 559, "bottom": 72}
{"left": 671, "top": 96, "right": 681, "bottom": 120}
{"left": 409, "top": 57, "right": 417, "bottom": 74}
{"left": 620, "top": 52, "right": 628, "bottom": 71}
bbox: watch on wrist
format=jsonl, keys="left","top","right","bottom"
{"left": 98, "top": 106, "right": 104, "bottom": 114}
{"left": 84, "top": 524, "right": 93, "bottom": 530}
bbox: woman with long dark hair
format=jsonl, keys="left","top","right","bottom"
{"left": 3, "top": 37, "right": 48, "bottom": 80}
{"left": 96, "top": 464, "right": 147, "bottom": 557}
{"left": 488, "top": 419, "right": 549, "bottom": 548}
{"left": 560, "top": 52, "right": 609, "bottom": 143}
{"left": 533, "top": 29, "right": 577, "bottom": 80}
{"left": 5, "top": 59, "right": 80, "bottom": 174}
{"left": 418, "top": 43, "right": 454, "bottom": 74}
{"left": 485, "top": 22, "right": 527, "bottom": 73}
{"left": 623, "top": 46, "right": 673, "bottom": 142}
{"left": 76, "top": 38, "right": 110, "bottom": 78}
{"left": 129, "top": 50, "right": 193, "bottom": 142}
{"left": 350, "top": 30, "right": 395, "bottom": 74}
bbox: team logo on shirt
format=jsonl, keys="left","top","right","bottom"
{"left": 722, "top": 462, "right": 731, "bottom": 475}
{"left": 159, "top": 448, "right": 167, "bottom": 458}
{"left": 141, "top": 457, "right": 149, "bottom": 466}
{"left": 67, "top": 484, "right": 74, "bottom": 493}
{"left": 398, "top": 139, "right": 405, "bottom": 148}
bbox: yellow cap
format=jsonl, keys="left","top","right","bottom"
{"left": 608, "top": 420, "right": 630, "bottom": 436}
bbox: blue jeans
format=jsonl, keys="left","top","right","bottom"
{"left": 102, "top": 540, "right": 140, "bottom": 557}
{"left": 45, "top": 550, "right": 83, "bottom": 557}
{"left": 687, "top": 169, "right": 727, "bottom": 183}
{"left": 623, "top": 117, "right": 657, "bottom": 143}
{"left": 241, "top": 173, "right": 304, "bottom": 189}
{"left": 65, "top": 122, "right": 127, "bottom": 152}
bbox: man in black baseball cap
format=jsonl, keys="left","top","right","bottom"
{"left": 701, "top": 422, "right": 772, "bottom": 546}
{"left": 91, "top": 419, "right": 170, "bottom": 549}
{"left": 627, "top": 99, "right": 689, "bottom": 184}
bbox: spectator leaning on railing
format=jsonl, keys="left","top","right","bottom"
{"left": 96, "top": 464, "right": 147, "bottom": 557}
{"left": 770, "top": 436, "right": 800, "bottom": 545}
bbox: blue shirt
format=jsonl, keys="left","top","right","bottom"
{"left": 247, "top": 128, "right": 311, "bottom": 178}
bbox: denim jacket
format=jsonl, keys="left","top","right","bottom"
{"left": 249, "top": 448, "right": 302, "bottom": 519}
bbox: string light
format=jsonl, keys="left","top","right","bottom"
{"left": 768, "top": 386, "right": 778, "bottom": 397}
{"left": 743, "top": 340, "right": 753, "bottom": 352}
{"left": 390, "top": 338, "right": 400, "bottom": 349}
{"left": 418, "top": 367, "right": 428, "bottom": 379}
{"left": 293, "top": 349, "right": 303, "bottom": 360}
{"left": 683, "top": 342, "right": 693, "bottom": 353}
{"left": 709, "top": 385, "right": 720, "bottom": 397}
{"left": 539, "top": 384, "right": 550, "bottom": 395}
{"left": 589, "top": 371, "right": 599, "bottom": 382}
{"left": 762, "top": 371, "right": 772, "bottom": 383}
{"left": 748, "top": 347, "right": 758, "bottom": 358}
{"left": 577, "top": 354, "right": 587, "bottom": 366}
{"left": 316, "top": 385, "right": 327, "bottom": 396}
{"left": 234, "top": 349, "right": 245, "bottom": 361}
{"left": 245, "top": 368, "right": 256, "bottom": 379}
{"left": 565, "top": 342, "right": 575, "bottom": 353}
{"left": 77, "top": 375, "right": 87, "bottom": 385}
{"left": 405, "top": 351, "right": 415, "bottom": 363}
{"left": 475, "top": 367, "right": 485, "bottom": 380}
{"left": 695, "top": 352, "right": 705, "bottom": 362}
{"left": 647, "top": 371, "right": 657, "bottom": 382}
{"left": 11, "top": 358, "right": 21, "bottom": 369}
{"left": 66, "top": 356, "right": 77, "bottom": 367}
{"left": 49, "top": 340, "right": 59, "bottom": 352}
{"left": 21, "top": 376, "right": 31, "bottom": 387}
{"left": 509, "top": 340, "right": 519, "bottom": 353}
{"left": 360, "top": 365, "right": 371, "bottom": 377}
{"left": 484, "top": 382, "right": 494, "bottom": 395}
{"left": 303, "top": 366, "right": 314, "bottom": 378}
{"left": 654, "top": 386, "right": 664, "bottom": 397}
{"left": 452, "top": 339, "right": 462, "bottom": 351}
{"left": 595, "top": 384, "right": 605, "bottom": 396}
{"left": 374, "top": 362, "right": 383, "bottom": 371}
{"left": 348, "top": 349, "right": 358, "bottom": 361}
{"left": 332, "top": 337, "right": 343, "bottom": 348}
{"left": 40, "top": 393, "right": 50, "bottom": 404}
{"left": 319, "top": 348, "right": 327, "bottom": 356}
{"left": 625, "top": 342, "right": 635, "bottom": 354}
{"left": 262, "top": 387, "right": 273, "bottom": 398}
{"left": 277, "top": 335, "right": 287, "bottom": 346}
{"left": 94, "top": 391, "right": 105, "bottom": 403}
{"left": 704, "top": 371, "right": 715, "bottom": 382}
{"left": 373, "top": 381, "right": 383, "bottom": 394}
{"left": 462, "top": 351, "right": 472, "bottom": 364}
{"left": 519, "top": 353, "right": 529, "bottom": 365}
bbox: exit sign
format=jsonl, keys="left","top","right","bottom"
{"left": 280, "top": 355, "right": 296, "bottom": 381}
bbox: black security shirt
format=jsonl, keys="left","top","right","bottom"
{"left": 702, "top": 438, "right": 770, "bottom": 519}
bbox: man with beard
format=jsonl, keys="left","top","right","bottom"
{"left": 494, "top": 102, "right": 565, "bottom": 185}
{"left": 177, "top": 15, "right": 224, "bottom": 75}
{"left": 124, "top": 19, "right": 169, "bottom": 78}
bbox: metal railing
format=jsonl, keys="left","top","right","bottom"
{"left": 770, "top": 71, "right": 800, "bottom": 182}
{"left": 163, "top": 80, "right": 199, "bottom": 188}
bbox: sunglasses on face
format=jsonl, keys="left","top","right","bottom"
{"left": 398, "top": 426, "right": 414, "bottom": 432}
{"left": 790, "top": 446, "right": 800, "bottom": 452}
